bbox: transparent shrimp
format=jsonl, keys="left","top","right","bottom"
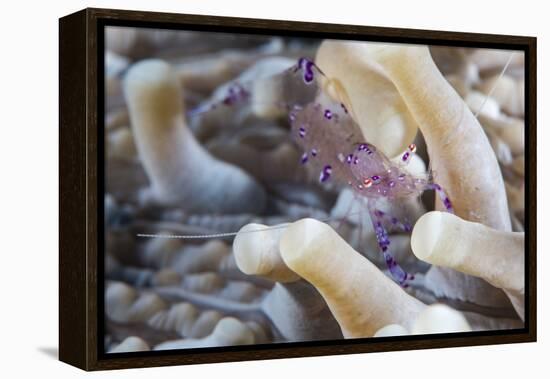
{"left": 276, "top": 58, "right": 455, "bottom": 286}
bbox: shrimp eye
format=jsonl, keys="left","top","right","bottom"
{"left": 408, "top": 143, "right": 417, "bottom": 153}
{"left": 363, "top": 178, "right": 373, "bottom": 188}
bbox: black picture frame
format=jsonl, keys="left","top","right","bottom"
{"left": 59, "top": 7, "right": 537, "bottom": 371}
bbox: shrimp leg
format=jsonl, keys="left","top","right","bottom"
{"left": 368, "top": 200, "right": 414, "bottom": 287}
{"left": 428, "top": 183, "right": 454, "bottom": 213}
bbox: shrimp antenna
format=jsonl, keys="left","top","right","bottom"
{"left": 136, "top": 224, "right": 287, "bottom": 240}
{"left": 473, "top": 52, "right": 515, "bottom": 119}
{"left": 136, "top": 210, "right": 365, "bottom": 240}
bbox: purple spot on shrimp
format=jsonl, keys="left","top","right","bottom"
{"left": 222, "top": 84, "right": 249, "bottom": 106}
{"left": 358, "top": 143, "right": 373, "bottom": 155}
{"left": 389, "top": 181, "right": 396, "bottom": 188}
{"left": 298, "top": 127, "right": 306, "bottom": 138}
{"left": 300, "top": 152, "right": 308, "bottom": 164}
{"left": 398, "top": 174, "right": 406, "bottom": 181}
{"left": 444, "top": 197, "right": 453, "bottom": 210}
{"left": 319, "top": 165, "right": 332, "bottom": 183}
{"left": 346, "top": 154, "right": 353, "bottom": 164}
{"left": 383, "top": 252, "right": 408, "bottom": 285}
{"left": 432, "top": 183, "right": 442, "bottom": 191}
{"left": 353, "top": 156, "right": 359, "bottom": 165}
{"left": 402, "top": 151, "right": 410, "bottom": 162}
{"left": 311, "top": 148, "right": 318, "bottom": 157}
{"left": 371, "top": 175, "right": 381, "bottom": 184}
{"left": 289, "top": 112, "right": 296, "bottom": 122}
{"left": 324, "top": 109, "right": 332, "bottom": 120}
{"left": 298, "top": 57, "right": 315, "bottom": 84}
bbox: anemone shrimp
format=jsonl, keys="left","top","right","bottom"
{"left": 285, "top": 58, "right": 454, "bottom": 286}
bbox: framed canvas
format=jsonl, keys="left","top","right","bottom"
{"left": 59, "top": 7, "right": 537, "bottom": 371}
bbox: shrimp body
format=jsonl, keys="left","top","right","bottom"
{"left": 290, "top": 102, "right": 428, "bottom": 201}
